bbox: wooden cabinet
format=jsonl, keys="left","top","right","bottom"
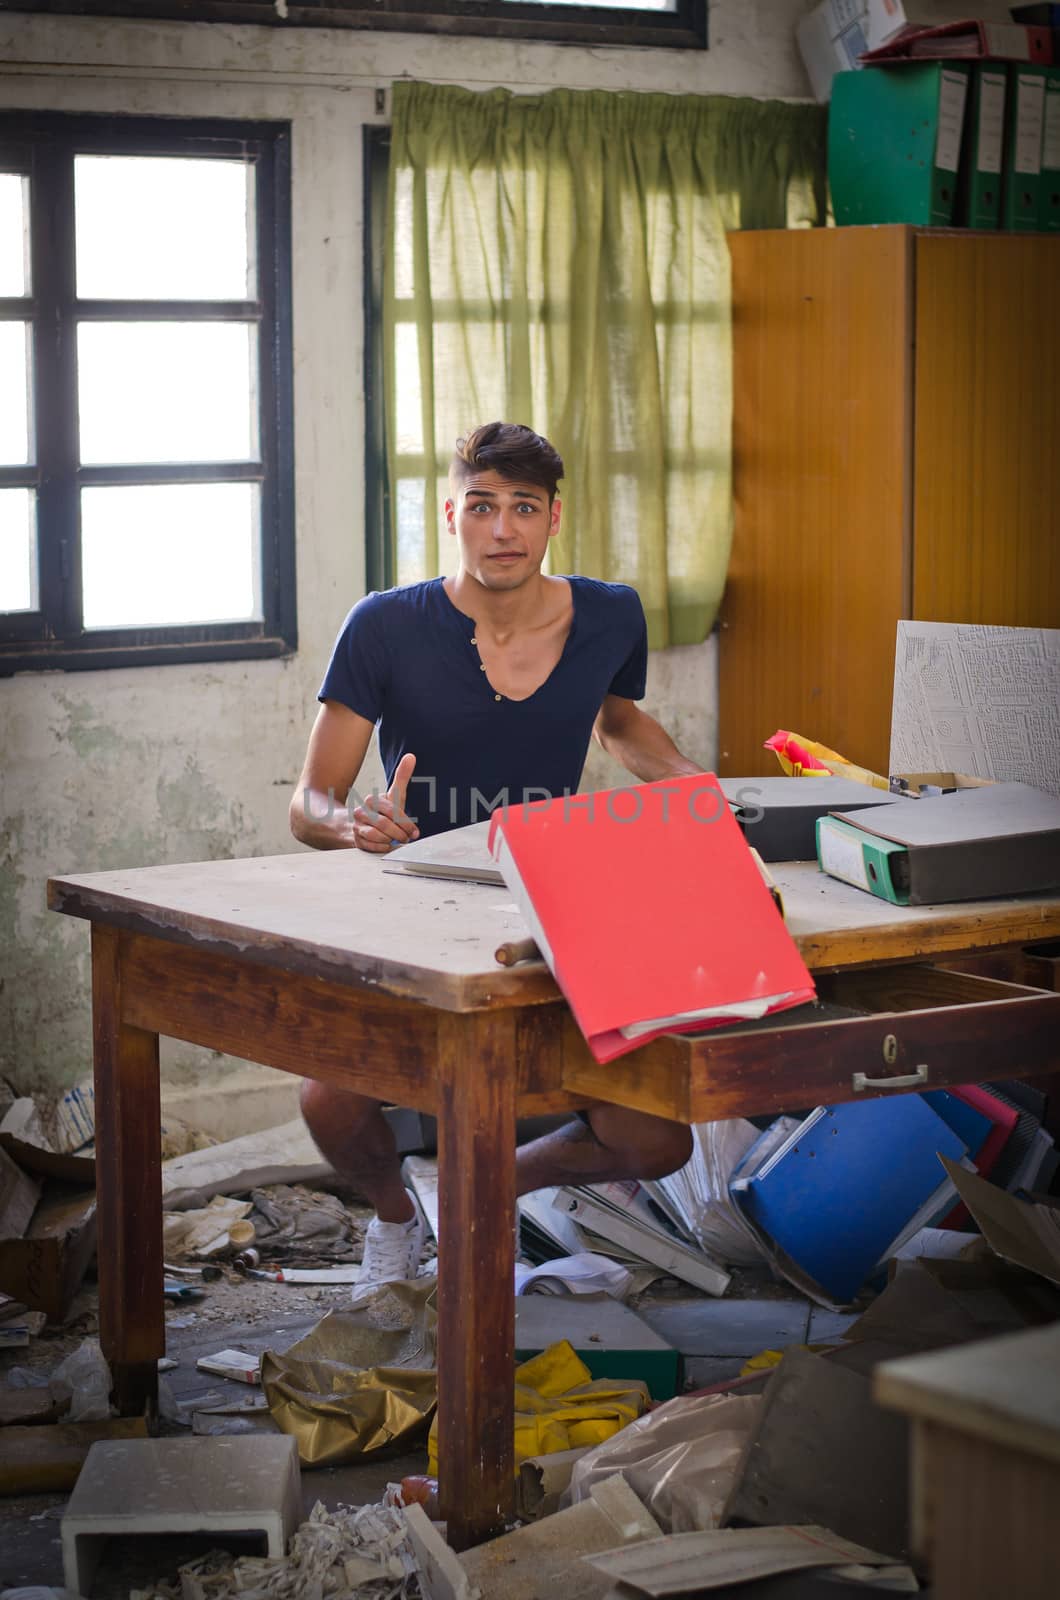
{"left": 720, "top": 226, "right": 1060, "bottom": 778}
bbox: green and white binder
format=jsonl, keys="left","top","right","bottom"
{"left": 1040, "top": 67, "right": 1060, "bottom": 231}
{"left": 958, "top": 65, "right": 1007, "bottom": 229}
{"left": 1001, "top": 63, "right": 1047, "bottom": 229}
{"left": 816, "top": 815, "right": 910, "bottom": 906}
{"left": 829, "top": 64, "right": 970, "bottom": 227}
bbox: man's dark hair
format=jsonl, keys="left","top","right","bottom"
{"left": 450, "top": 422, "right": 564, "bottom": 503}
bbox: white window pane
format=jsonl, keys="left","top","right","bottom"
{"left": 0, "top": 323, "right": 31, "bottom": 465}
{"left": 516, "top": 0, "right": 674, "bottom": 7}
{"left": 394, "top": 323, "right": 424, "bottom": 454}
{"left": 75, "top": 156, "right": 252, "bottom": 300}
{"left": 81, "top": 483, "right": 260, "bottom": 629}
{"left": 395, "top": 479, "right": 428, "bottom": 586}
{"left": 78, "top": 323, "right": 256, "bottom": 465}
{"left": 0, "top": 488, "right": 37, "bottom": 613}
{"left": 0, "top": 174, "right": 29, "bottom": 297}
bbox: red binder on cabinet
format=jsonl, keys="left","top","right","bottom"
{"left": 487, "top": 773, "right": 816, "bottom": 1063}
{"left": 862, "top": 20, "right": 1053, "bottom": 64}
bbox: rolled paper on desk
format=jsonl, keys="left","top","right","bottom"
{"left": 495, "top": 937, "right": 542, "bottom": 967}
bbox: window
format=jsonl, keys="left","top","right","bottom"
{"left": 0, "top": 113, "right": 294, "bottom": 675}
{"left": 8, "top": 1, "right": 707, "bottom": 51}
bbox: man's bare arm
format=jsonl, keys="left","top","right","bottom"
{"left": 592, "top": 694, "right": 701, "bottom": 784}
{"left": 289, "top": 701, "right": 419, "bottom": 851}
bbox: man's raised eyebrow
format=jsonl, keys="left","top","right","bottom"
{"left": 465, "top": 484, "right": 546, "bottom": 502}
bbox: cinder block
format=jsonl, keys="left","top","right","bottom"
{"left": 61, "top": 1435, "right": 301, "bottom": 1597}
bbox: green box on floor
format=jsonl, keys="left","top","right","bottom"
{"left": 514, "top": 1297, "right": 681, "bottom": 1400}
{"left": 829, "top": 64, "right": 970, "bottom": 226}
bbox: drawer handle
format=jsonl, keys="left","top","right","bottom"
{"left": 852, "top": 1065, "right": 930, "bottom": 1092}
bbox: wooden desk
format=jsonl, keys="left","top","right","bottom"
{"left": 48, "top": 855, "right": 1060, "bottom": 1548}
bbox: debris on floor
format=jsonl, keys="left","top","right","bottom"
{"left": 0, "top": 1294, "right": 47, "bottom": 1350}
{"left": 195, "top": 1350, "right": 262, "bottom": 1386}
{"left": 514, "top": 1295, "right": 680, "bottom": 1398}
{"left": 161, "top": 1120, "right": 334, "bottom": 1211}
{"left": 567, "top": 1390, "right": 761, "bottom": 1534}
{"left": 131, "top": 1496, "right": 423, "bottom": 1600}
{"left": 248, "top": 1184, "right": 368, "bottom": 1263}
{"left": 162, "top": 1198, "right": 255, "bottom": 1262}
{"left": 0, "top": 1117, "right": 98, "bottom": 1323}
{"left": 61, "top": 1435, "right": 302, "bottom": 1597}
{"left": 428, "top": 1341, "right": 648, "bottom": 1478}
{"left": 457, "top": 1473, "right": 660, "bottom": 1600}
{"left": 0, "top": 1417, "right": 149, "bottom": 1495}
{"left": 1, "top": 1079, "right": 94, "bottom": 1163}
{"left": 580, "top": 1525, "right": 919, "bottom": 1596}
{"left": 261, "top": 1281, "right": 438, "bottom": 1466}
{"left": 2, "top": 1084, "right": 1059, "bottom": 1597}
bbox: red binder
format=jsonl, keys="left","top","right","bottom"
{"left": 862, "top": 20, "right": 1053, "bottom": 64}
{"left": 487, "top": 773, "right": 816, "bottom": 1063}
{"left": 937, "top": 1084, "right": 1019, "bottom": 1229}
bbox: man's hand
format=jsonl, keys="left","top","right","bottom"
{"left": 290, "top": 704, "right": 422, "bottom": 853}
{"left": 350, "top": 752, "right": 421, "bottom": 853}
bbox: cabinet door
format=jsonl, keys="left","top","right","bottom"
{"left": 913, "top": 234, "right": 1060, "bottom": 628}
{"left": 722, "top": 227, "right": 913, "bottom": 777}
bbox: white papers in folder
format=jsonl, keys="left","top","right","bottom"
{"left": 513, "top": 1253, "right": 634, "bottom": 1300}
{"left": 619, "top": 991, "right": 797, "bottom": 1041}
{"left": 555, "top": 1187, "right": 731, "bottom": 1298}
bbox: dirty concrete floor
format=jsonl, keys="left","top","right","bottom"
{"left": 0, "top": 1268, "right": 855, "bottom": 1597}
{"left": 0, "top": 1274, "right": 433, "bottom": 1595}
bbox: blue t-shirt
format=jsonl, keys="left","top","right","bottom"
{"left": 319, "top": 576, "right": 647, "bottom": 838}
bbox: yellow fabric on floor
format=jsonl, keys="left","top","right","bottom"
{"left": 740, "top": 1344, "right": 834, "bottom": 1377}
{"left": 428, "top": 1339, "right": 648, "bottom": 1475}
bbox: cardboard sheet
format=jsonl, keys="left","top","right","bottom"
{"left": 890, "top": 621, "right": 1060, "bottom": 794}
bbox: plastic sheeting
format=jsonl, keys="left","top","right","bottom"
{"left": 568, "top": 1389, "right": 762, "bottom": 1533}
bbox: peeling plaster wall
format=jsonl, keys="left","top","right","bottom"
{"left": 0, "top": 2, "right": 811, "bottom": 1104}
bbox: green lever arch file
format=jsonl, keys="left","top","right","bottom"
{"left": 816, "top": 815, "right": 910, "bottom": 906}
{"left": 1041, "top": 67, "right": 1060, "bottom": 230}
{"left": 829, "top": 63, "right": 970, "bottom": 227}
{"left": 1002, "top": 63, "right": 1047, "bottom": 228}
{"left": 958, "top": 65, "right": 1007, "bottom": 228}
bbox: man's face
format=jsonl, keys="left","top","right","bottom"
{"left": 445, "top": 469, "right": 561, "bottom": 591}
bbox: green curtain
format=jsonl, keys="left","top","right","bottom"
{"left": 384, "top": 81, "right": 827, "bottom": 648}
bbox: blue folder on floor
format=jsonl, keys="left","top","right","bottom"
{"left": 730, "top": 1097, "right": 967, "bottom": 1304}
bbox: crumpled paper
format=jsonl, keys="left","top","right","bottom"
{"left": 428, "top": 1339, "right": 648, "bottom": 1475}
{"left": 261, "top": 1278, "right": 438, "bottom": 1466}
{"left": 129, "top": 1497, "right": 421, "bottom": 1600}
{"left": 162, "top": 1195, "right": 253, "bottom": 1259}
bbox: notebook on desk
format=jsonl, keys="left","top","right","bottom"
{"left": 384, "top": 820, "right": 503, "bottom": 885}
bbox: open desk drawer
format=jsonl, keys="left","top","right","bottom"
{"left": 562, "top": 966, "right": 1060, "bottom": 1123}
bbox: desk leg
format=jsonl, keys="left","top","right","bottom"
{"left": 436, "top": 1010, "right": 517, "bottom": 1551}
{"left": 92, "top": 926, "right": 164, "bottom": 1418}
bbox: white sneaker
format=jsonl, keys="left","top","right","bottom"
{"left": 352, "top": 1192, "right": 425, "bottom": 1301}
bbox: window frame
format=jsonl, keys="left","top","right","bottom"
{"left": 4, "top": 0, "right": 708, "bottom": 52}
{"left": 363, "top": 126, "right": 393, "bottom": 595}
{"left": 0, "top": 111, "right": 296, "bottom": 676}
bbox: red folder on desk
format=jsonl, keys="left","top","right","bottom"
{"left": 487, "top": 773, "right": 815, "bottom": 1064}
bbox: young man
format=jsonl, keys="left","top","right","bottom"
{"left": 290, "top": 422, "right": 698, "bottom": 1293}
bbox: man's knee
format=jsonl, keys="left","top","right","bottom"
{"left": 299, "top": 1079, "right": 380, "bottom": 1139}
{"left": 637, "top": 1120, "right": 693, "bottom": 1180}
{"left": 586, "top": 1106, "right": 692, "bottom": 1180}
